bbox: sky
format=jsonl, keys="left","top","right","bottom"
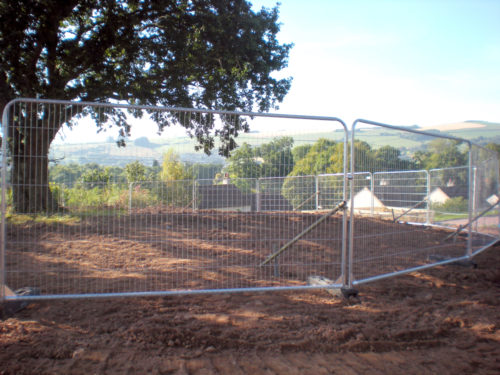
{"left": 249, "top": 0, "right": 500, "bottom": 127}
{"left": 57, "top": 0, "right": 500, "bottom": 143}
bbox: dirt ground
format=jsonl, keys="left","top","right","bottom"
{"left": 3, "top": 210, "right": 486, "bottom": 296}
{"left": 1, "top": 212, "right": 499, "bottom": 374}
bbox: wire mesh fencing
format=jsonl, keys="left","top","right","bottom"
{"left": 347, "top": 120, "right": 497, "bottom": 286}
{"left": 469, "top": 144, "right": 499, "bottom": 254}
{"left": 317, "top": 173, "right": 346, "bottom": 210}
{"left": 1, "top": 99, "right": 498, "bottom": 301}
{"left": 1, "top": 98, "right": 349, "bottom": 300}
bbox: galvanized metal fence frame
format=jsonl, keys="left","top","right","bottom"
{"left": 348, "top": 119, "right": 498, "bottom": 288}
{"left": 0, "top": 99, "right": 498, "bottom": 302}
{"left": 469, "top": 144, "right": 500, "bottom": 255}
{"left": 1, "top": 98, "right": 351, "bottom": 301}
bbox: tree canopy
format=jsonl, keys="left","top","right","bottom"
{"left": 124, "top": 161, "right": 147, "bottom": 183}
{"left": 0, "top": 0, "right": 292, "bottom": 212}
{"left": 289, "top": 139, "right": 341, "bottom": 176}
{"left": 413, "top": 139, "right": 468, "bottom": 171}
{"left": 0, "top": 0, "right": 291, "bottom": 115}
{"left": 160, "top": 149, "right": 191, "bottom": 181}
{"left": 225, "top": 136, "right": 294, "bottom": 179}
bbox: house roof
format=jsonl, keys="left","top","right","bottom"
{"left": 197, "top": 184, "right": 252, "bottom": 209}
{"left": 197, "top": 184, "right": 293, "bottom": 211}
{"left": 439, "top": 185, "right": 468, "bottom": 199}
{"left": 349, "top": 187, "right": 385, "bottom": 209}
{"left": 253, "top": 193, "right": 293, "bottom": 211}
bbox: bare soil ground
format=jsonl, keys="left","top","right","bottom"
{"left": 441, "top": 215, "right": 499, "bottom": 236}
{"left": 4, "top": 210, "right": 483, "bottom": 296}
{"left": 1, "top": 212, "right": 499, "bottom": 374}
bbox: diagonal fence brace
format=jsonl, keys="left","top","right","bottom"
{"left": 443, "top": 200, "right": 500, "bottom": 241}
{"left": 393, "top": 197, "right": 427, "bottom": 223}
{"left": 260, "top": 200, "right": 347, "bottom": 267}
{"left": 293, "top": 191, "right": 320, "bottom": 211}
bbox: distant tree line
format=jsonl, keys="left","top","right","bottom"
{"left": 49, "top": 153, "right": 224, "bottom": 188}
{"left": 47, "top": 149, "right": 224, "bottom": 211}
{"left": 41, "top": 137, "right": 500, "bottom": 212}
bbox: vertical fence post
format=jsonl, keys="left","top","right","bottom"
{"left": 369, "top": 172, "right": 374, "bottom": 216}
{"left": 348, "top": 123, "right": 357, "bottom": 290}
{"left": 192, "top": 179, "right": 198, "bottom": 211}
{"left": 494, "top": 151, "right": 500, "bottom": 239}
{"left": 340, "top": 123, "right": 349, "bottom": 290}
{"left": 496, "top": 152, "right": 500, "bottom": 239}
{"left": 315, "top": 175, "right": 319, "bottom": 210}
{"left": 256, "top": 178, "right": 261, "bottom": 212}
{"left": 425, "top": 170, "right": 431, "bottom": 225}
{"left": 472, "top": 167, "right": 477, "bottom": 232}
{"left": 0, "top": 103, "right": 10, "bottom": 302}
{"left": 467, "top": 143, "right": 473, "bottom": 257}
{"left": 128, "top": 182, "right": 134, "bottom": 213}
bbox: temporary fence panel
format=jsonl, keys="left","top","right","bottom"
{"left": 348, "top": 119, "right": 480, "bottom": 286}
{"left": 2, "top": 98, "right": 498, "bottom": 302}
{"left": 0, "top": 98, "right": 348, "bottom": 301}
{"left": 469, "top": 145, "right": 499, "bottom": 254}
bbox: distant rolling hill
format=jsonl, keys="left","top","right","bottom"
{"left": 49, "top": 120, "right": 500, "bottom": 167}
{"left": 418, "top": 121, "right": 500, "bottom": 143}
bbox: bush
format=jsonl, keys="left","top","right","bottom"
{"left": 432, "top": 196, "right": 468, "bottom": 213}
{"left": 153, "top": 180, "right": 194, "bottom": 208}
{"left": 50, "top": 182, "right": 65, "bottom": 206}
{"left": 281, "top": 175, "right": 316, "bottom": 210}
{"left": 64, "top": 186, "right": 108, "bottom": 208}
{"left": 127, "top": 184, "right": 159, "bottom": 209}
{"left": 53, "top": 183, "right": 131, "bottom": 211}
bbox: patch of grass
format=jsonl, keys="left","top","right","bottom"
{"left": 68, "top": 207, "right": 129, "bottom": 218}
{"left": 433, "top": 207, "right": 499, "bottom": 222}
{"left": 433, "top": 212, "right": 468, "bottom": 222}
{"left": 7, "top": 213, "right": 81, "bottom": 225}
{"left": 6, "top": 206, "right": 132, "bottom": 225}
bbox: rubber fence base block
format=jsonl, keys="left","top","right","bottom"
{"left": 341, "top": 287, "right": 359, "bottom": 299}
{"left": 1, "top": 287, "right": 40, "bottom": 318}
{"left": 307, "top": 276, "right": 360, "bottom": 299}
{"left": 307, "top": 276, "right": 342, "bottom": 297}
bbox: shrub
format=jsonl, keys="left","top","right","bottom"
{"left": 153, "top": 180, "right": 193, "bottom": 208}
{"left": 432, "top": 196, "right": 468, "bottom": 213}
{"left": 127, "top": 184, "right": 159, "bottom": 209}
{"left": 65, "top": 186, "right": 108, "bottom": 208}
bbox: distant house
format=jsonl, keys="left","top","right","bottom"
{"left": 428, "top": 185, "right": 468, "bottom": 205}
{"left": 348, "top": 185, "right": 428, "bottom": 211}
{"left": 197, "top": 184, "right": 253, "bottom": 212}
{"left": 348, "top": 183, "right": 470, "bottom": 210}
{"left": 347, "top": 187, "right": 385, "bottom": 210}
{"left": 253, "top": 193, "right": 293, "bottom": 211}
{"left": 428, "top": 188, "right": 449, "bottom": 204}
{"left": 349, "top": 186, "right": 429, "bottom": 222}
{"left": 196, "top": 184, "right": 293, "bottom": 212}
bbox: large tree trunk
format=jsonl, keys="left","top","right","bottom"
{"left": 10, "top": 114, "right": 60, "bottom": 214}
